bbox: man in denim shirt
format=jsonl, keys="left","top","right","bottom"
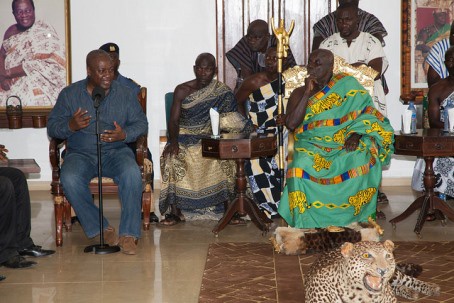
{"left": 47, "top": 50, "right": 148, "bottom": 255}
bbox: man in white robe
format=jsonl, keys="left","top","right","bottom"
{"left": 319, "top": 3, "right": 388, "bottom": 116}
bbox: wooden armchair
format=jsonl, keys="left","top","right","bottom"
{"left": 49, "top": 87, "right": 154, "bottom": 247}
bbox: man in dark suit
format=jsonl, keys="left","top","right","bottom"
{"left": 0, "top": 144, "right": 54, "bottom": 273}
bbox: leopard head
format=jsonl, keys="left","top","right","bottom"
{"left": 340, "top": 240, "right": 396, "bottom": 294}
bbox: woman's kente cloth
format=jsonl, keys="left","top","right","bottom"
{"left": 245, "top": 79, "right": 287, "bottom": 217}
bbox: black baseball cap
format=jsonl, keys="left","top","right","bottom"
{"left": 99, "top": 42, "right": 119, "bottom": 55}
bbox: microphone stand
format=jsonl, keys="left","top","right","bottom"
{"left": 84, "top": 91, "right": 120, "bottom": 254}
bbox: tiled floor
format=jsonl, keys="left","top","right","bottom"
{"left": 1, "top": 186, "right": 453, "bottom": 302}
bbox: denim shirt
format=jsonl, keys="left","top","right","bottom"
{"left": 116, "top": 73, "right": 141, "bottom": 97}
{"left": 47, "top": 79, "right": 148, "bottom": 154}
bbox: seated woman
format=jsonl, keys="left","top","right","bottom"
{"left": 234, "top": 46, "right": 287, "bottom": 218}
{"left": 412, "top": 46, "right": 454, "bottom": 200}
{"left": 278, "top": 49, "right": 394, "bottom": 228}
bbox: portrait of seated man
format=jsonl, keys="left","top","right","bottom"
{"left": 415, "top": 6, "right": 451, "bottom": 83}
{"left": 0, "top": 0, "right": 66, "bottom": 107}
{"left": 278, "top": 49, "right": 394, "bottom": 229}
{"left": 426, "top": 21, "right": 454, "bottom": 87}
{"left": 416, "top": 8, "right": 451, "bottom": 56}
{"left": 159, "top": 53, "right": 251, "bottom": 226}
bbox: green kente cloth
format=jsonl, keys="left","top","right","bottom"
{"left": 278, "top": 73, "right": 394, "bottom": 228}
{"left": 426, "top": 23, "right": 451, "bottom": 45}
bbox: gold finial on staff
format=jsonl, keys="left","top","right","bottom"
{"left": 271, "top": 18, "right": 295, "bottom": 74}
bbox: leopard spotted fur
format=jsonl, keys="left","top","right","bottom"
{"left": 389, "top": 267, "right": 440, "bottom": 300}
{"left": 305, "top": 241, "right": 440, "bottom": 302}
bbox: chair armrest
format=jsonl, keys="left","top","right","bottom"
{"left": 49, "top": 138, "right": 65, "bottom": 171}
{"left": 49, "top": 138, "right": 65, "bottom": 194}
{"left": 135, "top": 135, "right": 147, "bottom": 166}
{"left": 134, "top": 135, "right": 153, "bottom": 184}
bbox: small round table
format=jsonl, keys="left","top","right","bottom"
{"left": 391, "top": 129, "right": 454, "bottom": 236}
{"left": 202, "top": 132, "right": 277, "bottom": 235}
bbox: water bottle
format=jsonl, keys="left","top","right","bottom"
{"left": 443, "top": 98, "right": 454, "bottom": 132}
{"left": 439, "top": 192, "right": 446, "bottom": 201}
{"left": 408, "top": 101, "right": 417, "bottom": 134}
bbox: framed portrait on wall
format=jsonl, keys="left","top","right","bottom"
{"left": 401, "top": 0, "right": 452, "bottom": 101}
{"left": 0, "top": 0, "right": 71, "bottom": 128}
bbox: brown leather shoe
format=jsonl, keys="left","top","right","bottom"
{"left": 118, "top": 236, "right": 137, "bottom": 255}
{"left": 104, "top": 227, "right": 119, "bottom": 246}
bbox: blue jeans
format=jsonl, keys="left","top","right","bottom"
{"left": 61, "top": 146, "right": 142, "bottom": 239}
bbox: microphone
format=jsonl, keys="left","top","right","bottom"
{"left": 92, "top": 86, "right": 105, "bottom": 109}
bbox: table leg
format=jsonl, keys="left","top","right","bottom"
{"left": 212, "top": 197, "right": 241, "bottom": 235}
{"left": 212, "top": 158, "right": 272, "bottom": 235}
{"left": 244, "top": 196, "right": 273, "bottom": 232}
{"left": 389, "top": 195, "right": 424, "bottom": 225}
{"left": 389, "top": 156, "right": 435, "bottom": 232}
{"left": 414, "top": 194, "right": 453, "bottom": 234}
{"left": 432, "top": 196, "right": 454, "bottom": 221}
{"left": 390, "top": 156, "right": 454, "bottom": 234}
{"left": 414, "top": 195, "right": 429, "bottom": 235}
{"left": 421, "top": 156, "right": 454, "bottom": 225}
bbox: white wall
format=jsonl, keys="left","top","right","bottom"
{"left": 360, "top": 0, "right": 417, "bottom": 179}
{"left": 1, "top": 0, "right": 416, "bottom": 185}
{"left": 1, "top": 0, "right": 216, "bottom": 184}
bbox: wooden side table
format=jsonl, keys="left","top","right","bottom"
{"left": 0, "top": 158, "right": 41, "bottom": 173}
{"left": 391, "top": 129, "right": 454, "bottom": 236}
{"left": 202, "top": 132, "right": 277, "bottom": 235}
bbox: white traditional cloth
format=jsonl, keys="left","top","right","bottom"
{"left": 0, "top": 20, "right": 66, "bottom": 107}
{"left": 412, "top": 91, "right": 454, "bottom": 197}
{"left": 426, "top": 38, "right": 450, "bottom": 79}
{"left": 319, "top": 32, "right": 388, "bottom": 116}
